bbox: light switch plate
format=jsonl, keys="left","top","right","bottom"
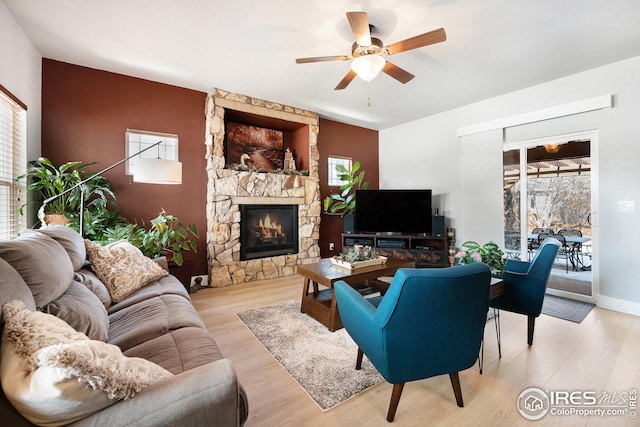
{"left": 618, "top": 200, "right": 635, "bottom": 212}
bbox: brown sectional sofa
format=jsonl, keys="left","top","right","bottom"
{"left": 0, "top": 226, "right": 248, "bottom": 426}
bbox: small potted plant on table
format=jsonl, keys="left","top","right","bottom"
{"left": 331, "top": 245, "right": 386, "bottom": 270}
{"left": 455, "top": 241, "right": 506, "bottom": 276}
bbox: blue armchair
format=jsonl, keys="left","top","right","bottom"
{"left": 334, "top": 263, "right": 491, "bottom": 422}
{"left": 489, "top": 238, "right": 561, "bottom": 354}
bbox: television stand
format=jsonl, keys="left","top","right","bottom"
{"left": 341, "top": 232, "right": 449, "bottom": 268}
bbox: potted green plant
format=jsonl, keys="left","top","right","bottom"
{"left": 139, "top": 209, "right": 199, "bottom": 266}
{"left": 98, "top": 210, "right": 198, "bottom": 266}
{"left": 74, "top": 201, "right": 127, "bottom": 241}
{"left": 17, "top": 157, "right": 118, "bottom": 232}
{"left": 455, "top": 240, "right": 507, "bottom": 276}
{"left": 100, "top": 222, "right": 146, "bottom": 248}
{"left": 323, "top": 161, "right": 369, "bottom": 233}
{"left": 323, "top": 160, "right": 369, "bottom": 215}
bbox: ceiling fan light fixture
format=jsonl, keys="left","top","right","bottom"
{"left": 544, "top": 144, "right": 560, "bottom": 153}
{"left": 351, "top": 55, "right": 385, "bottom": 82}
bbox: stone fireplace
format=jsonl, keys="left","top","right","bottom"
{"left": 205, "top": 89, "right": 321, "bottom": 287}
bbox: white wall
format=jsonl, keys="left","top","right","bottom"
{"left": 0, "top": 0, "right": 41, "bottom": 161}
{"left": 1, "top": 1, "right": 42, "bottom": 226}
{"left": 380, "top": 55, "right": 640, "bottom": 315}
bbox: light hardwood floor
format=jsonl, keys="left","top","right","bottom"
{"left": 191, "top": 275, "right": 640, "bottom": 427}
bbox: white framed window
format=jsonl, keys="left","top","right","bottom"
{"left": 125, "top": 129, "right": 179, "bottom": 175}
{"left": 328, "top": 156, "right": 352, "bottom": 186}
{"left": 0, "top": 86, "right": 27, "bottom": 239}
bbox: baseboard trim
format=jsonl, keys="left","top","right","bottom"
{"left": 597, "top": 294, "right": 640, "bottom": 317}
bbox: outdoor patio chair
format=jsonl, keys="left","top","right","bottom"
{"left": 558, "top": 228, "right": 584, "bottom": 267}
{"left": 504, "top": 230, "right": 522, "bottom": 259}
{"left": 550, "top": 233, "right": 573, "bottom": 273}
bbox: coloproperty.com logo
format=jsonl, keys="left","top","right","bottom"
{"left": 518, "top": 387, "right": 637, "bottom": 420}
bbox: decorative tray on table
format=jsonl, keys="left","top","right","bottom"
{"left": 330, "top": 245, "right": 387, "bottom": 270}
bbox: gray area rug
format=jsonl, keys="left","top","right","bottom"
{"left": 541, "top": 294, "right": 595, "bottom": 323}
{"left": 237, "top": 300, "right": 384, "bottom": 411}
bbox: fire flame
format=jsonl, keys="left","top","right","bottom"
{"left": 258, "top": 214, "right": 282, "bottom": 238}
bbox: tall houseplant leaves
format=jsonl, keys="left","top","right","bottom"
{"left": 323, "top": 161, "right": 370, "bottom": 216}
{"left": 18, "top": 158, "right": 87, "bottom": 217}
{"left": 17, "top": 157, "right": 120, "bottom": 238}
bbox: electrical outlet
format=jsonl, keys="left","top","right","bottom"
{"left": 329, "top": 242, "right": 335, "bottom": 251}
{"left": 190, "top": 275, "right": 208, "bottom": 287}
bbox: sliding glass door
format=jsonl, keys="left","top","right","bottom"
{"left": 503, "top": 135, "right": 594, "bottom": 301}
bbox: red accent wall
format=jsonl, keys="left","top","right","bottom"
{"left": 41, "top": 59, "right": 380, "bottom": 274}
{"left": 42, "top": 59, "right": 208, "bottom": 274}
{"left": 317, "top": 118, "right": 379, "bottom": 257}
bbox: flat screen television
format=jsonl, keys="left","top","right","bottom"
{"left": 354, "top": 189, "right": 433, "bottom": 235}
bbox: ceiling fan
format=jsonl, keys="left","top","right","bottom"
{"left": 295, "top": 11, "right": 446, "bottom": 90}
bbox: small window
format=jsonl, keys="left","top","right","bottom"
{"left": 0, "top": 86, "right": 27, "bottom": 239}
{"left": 328, "top": 156, "right": 352, "bottom": 186}
{"left": 125, "top": 129, "right": 178, "bottom": 175}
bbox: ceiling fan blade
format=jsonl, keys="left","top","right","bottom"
{"left": 296, "top": 55, "right": 351, "bottom": 64}
{"left": 382, "top": 61, "right": 415, "bottom": 84}
{"left": 347, "top": 11, "right": 371, "bottom": 47}
{"left": 385, "top": 28, "right": 447, "bottom": 55}
{"left": 334, "top": 70, "right": 357, "bottom": 90}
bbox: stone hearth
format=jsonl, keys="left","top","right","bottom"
{"left": 205, "top": 89, "right": 321, "bottom": 287}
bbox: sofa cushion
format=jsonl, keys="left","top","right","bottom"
{"left": 0, "top": 233, "right": 73, "bottom": 309}
{"left": 107, "top": 275, "right": 191, "bottom": 315}
{"left": 84, "top": 239, "right": 168, "bottom": 303}
{"left": 1, "top": 300, "right": 87, "bottom": 364}
{"left": 36, "top": 225, "right": 87, "bottom": 271}
{"left": 107, "top": 294, "right": 206, "bottom": 352}
{"left": 1, "top": 300, "right": 172, "bottom": 426}
{"left": 1, "top": 340, "right": 114, "bottom": 426}
{"left": 0, "top": 257, "right": 35, "bottom": 312}
{"left": 74, "top": 268, "right": 113, "bottom": 309}
{"left": 124, "top": 327, "right": 224, "bottom": 374}
{"left": 44, "top": 281, "right": 110, "bottom": 341}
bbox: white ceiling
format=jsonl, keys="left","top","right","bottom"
{"left": 4, "top": 0, "right": 640, "bottom": 130}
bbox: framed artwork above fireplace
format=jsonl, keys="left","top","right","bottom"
{"left": 225, "top": 122, "right": 284, "bottom": 170}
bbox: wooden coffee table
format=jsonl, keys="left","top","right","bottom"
{"left": 297, "top": 257, "right": 415, "bottom": 331}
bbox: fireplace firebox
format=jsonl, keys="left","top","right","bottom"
{"left": 240, "top": 204, "right": 299, "bottom": 260}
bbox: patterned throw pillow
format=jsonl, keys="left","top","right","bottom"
{"left": 1, "top": 300, "right": 173, "bottom": 426}
{"left": 84, "top": 240, "right": 168, "bottom": 303}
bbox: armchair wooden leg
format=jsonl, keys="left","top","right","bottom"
{"left": 449, "top": 372, "right": 464, "bottom": 407}
{"left": 528, "top": 316, "right": 536, "bottom": 346}
{"left": 387, "top": 383, "right": 405, "bottom": 422}
{"left": 494, "top": 308, "right": 502, "bottom": 358}
{"left": 356, "top": 348, "right": 363, "bottom": 370}
{"left": 478, "top": 336, "right": 484, "bottom": 374}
